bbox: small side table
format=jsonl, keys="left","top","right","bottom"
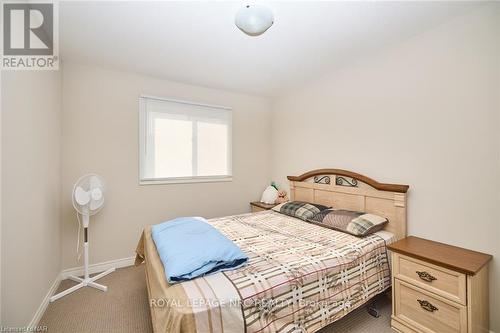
{"left": 387, "top": 236, "right": 492, "bottom": 333}
{"left": 250, "top": 201, "right": 278, "bottom": 213}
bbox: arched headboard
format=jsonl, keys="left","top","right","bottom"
{"left": 287, "top": 169, "right": 409, "bottom": 240}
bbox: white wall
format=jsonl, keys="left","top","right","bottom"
{"left": 0, "top": 71, "right": 3, "bottom": 326}
{"left": 271, "top": 5, "right": 500, "bottom": 331}
{"left": 1, "top": 71, "right": 62, "bottom": 326}
{"left": 60, "top": 63, "right": 272, "bottom": 269}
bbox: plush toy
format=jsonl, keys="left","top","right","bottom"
{"left": 261, "top": 182, "right": 288, "bottom": 204}
{"left": 275, "top": 190, "right": 289, "bottom": 204}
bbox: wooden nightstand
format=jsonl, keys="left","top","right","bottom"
{"left": 387, "top": 236, "right": 492, "bottom": 333}
{"left": 250, "top": 201, "right": 278, "bottom": 213}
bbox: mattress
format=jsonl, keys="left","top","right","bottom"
{"left": 135, "top": 210, "right": 392, "bottom": 333}
{"left": 374, "top": 229, "right": 397, "bottom": 245}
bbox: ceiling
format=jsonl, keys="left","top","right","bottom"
{"left": 60, "top": 1, "right": 483, "bottom": 97}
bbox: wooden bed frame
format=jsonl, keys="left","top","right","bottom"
{"left": 287, "top": 169, "right": 409, "bottom": 240}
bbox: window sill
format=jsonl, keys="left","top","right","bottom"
{"left": 139, "top": 176, "right": 233, "bottom": 185}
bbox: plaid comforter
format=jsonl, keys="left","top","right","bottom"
{"left": 136, "top": 210, "right": 391, "bottom": 333}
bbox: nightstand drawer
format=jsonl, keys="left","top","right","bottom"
{"left": 393, "top": 253, "right": 466, "bottom": 305}
{"left": 394, "top": 279, "right": 467, "bottom": 333}
{"left": 251, "top": 205, "right": 267, "bottom": 213}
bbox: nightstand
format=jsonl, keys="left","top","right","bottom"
{"left": 250, "top": 201, "right": 277, "bottom": 213}
{"left": 387, "top": 236, "right": 492, "bottom": 333}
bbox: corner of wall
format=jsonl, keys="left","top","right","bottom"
{"left": 1, "top": 68, "right": 63, "bottom": 327}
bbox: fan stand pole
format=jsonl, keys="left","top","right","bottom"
{"left": 50, "top": 214, "right": 116, "bottom": 302}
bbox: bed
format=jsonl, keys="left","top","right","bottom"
{"left": 135, "top": 169, "right": 409, "bottom": 333}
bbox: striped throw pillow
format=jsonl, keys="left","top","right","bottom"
{"left": 272, "top": 201, "right": 330, "bottom": 221}
{"left": 346, "top": 214, "right": 388, "bottom": 236}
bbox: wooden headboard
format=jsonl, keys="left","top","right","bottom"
{"left": 287, "top": 169, "right": 409, "bottom": 240}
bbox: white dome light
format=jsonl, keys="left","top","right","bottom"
{"left": 235, "top": 4, "right": 274, "bottom": 36}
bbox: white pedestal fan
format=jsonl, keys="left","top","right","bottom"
{"left": 50, "top": 174, "right": 115, "bottom": 302}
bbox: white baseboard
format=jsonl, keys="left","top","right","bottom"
{"left": 27, "top": 273, "right": 61, "bottom": 330}
{"left": 27, "top": 256, "right": 498, "bottom": 333}
{"left": 60, "top": 256, "right": 135, "bottom": 279}
{"left": 28, "top": 256, "right": 135, "bottom": 329}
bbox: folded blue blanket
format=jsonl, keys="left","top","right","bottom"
{"left": 152, "top": 217, "right": 248, "bottom": 283}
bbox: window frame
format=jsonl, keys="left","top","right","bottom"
{"left": 139, "top": 95, "right": 233, "bottom": 185}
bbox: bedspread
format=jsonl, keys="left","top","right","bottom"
{"left": 136, "top": 210, "right": 391, "bottom": 333}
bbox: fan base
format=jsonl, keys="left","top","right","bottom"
{"left": 49, "top": 267, "right": 115, "bottom": 302}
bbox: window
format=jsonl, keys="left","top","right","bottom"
{"left": 139, "top": 96, "right": 232, "bottom": 184}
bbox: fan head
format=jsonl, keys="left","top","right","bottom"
{"left": 72, "top": 174, "right": 105, "bottom": 216}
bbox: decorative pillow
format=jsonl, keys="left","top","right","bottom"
{"left": 346, "top": 214, "right": 388, "bottom": 236}
{"left": 308, "top": 210, "right": 388, "bottom": 237}
{"left": 308, "top": 209, "right": 363, "bottom": 231}
{"left": 272, "top": 201, "right": 330, "bottom": 221}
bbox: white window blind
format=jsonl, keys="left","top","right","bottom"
{"left": 139, "top": 96, "right": 232, "bottom": 184}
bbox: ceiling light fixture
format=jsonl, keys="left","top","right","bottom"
{"left": 235, "top": 4, "right": 274, "bottom": 36}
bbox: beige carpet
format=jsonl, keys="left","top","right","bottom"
{"left": 40, "top": 266, "right": 393, "bottom": 333}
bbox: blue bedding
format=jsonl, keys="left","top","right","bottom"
{"left": 151, "top": 217, "right": 248, "bottom": 283}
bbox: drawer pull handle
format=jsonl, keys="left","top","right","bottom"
{"left": 416, "top": 271, "right": 437, "bottom": 282}
{"left": 417, "top": 299, "right": 438, "bottom": 312}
